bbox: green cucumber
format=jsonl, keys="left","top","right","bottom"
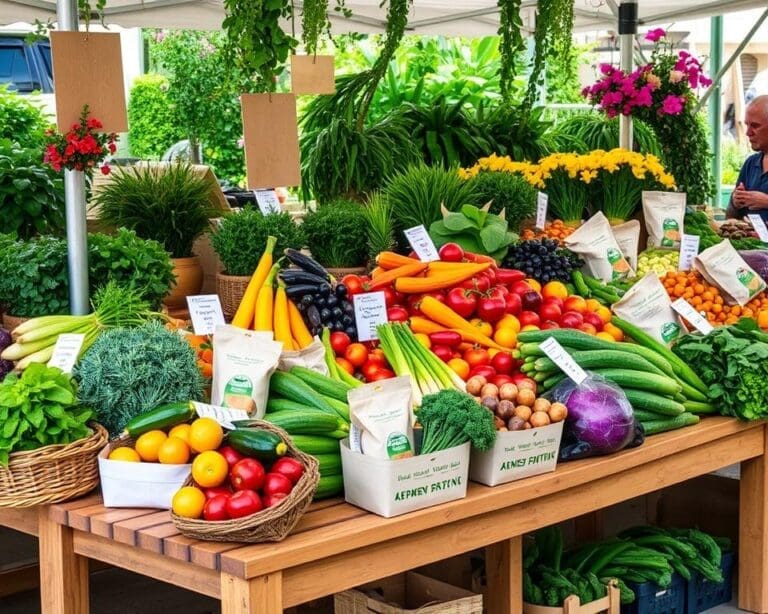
{"left": 226, "top": 428, "right": 288, "bottom": 461}
{"left": 314, "top": 474, "right": 344, "bottom": 499}
{"left": 269, "top": 371, "right": 340, "bottom": 417}
{"left": 534, "top": 350, "right": 666, "bottom": 377}
{"left": 633, "top": 409, "right": 672, "bottom": 422}
{"left": 314, "top": 453, "right": 342, "bottom": 475}
{"left": 589, "top": 369, "right": 682, "bottom": 397}
{"left": 321, "top": 396, "right": 351, "bottom": 422}
{"left": 124, "top": 401, "right": 195, "bottom": 437}
{"left": 266, "top": 398, "right": 317, "bottom": 414}
{"left": 263, "top": 411, "right": 340, "bottom": 435}
{"left": 623, "top": 389, "right": 685, "bottom": 416}
{"left": 639, "top": 412, "right": 700, "bottom": 435}
{"left": 682, "top": 400, "right": 718, "bottom": 415}
{"left": 290, "top": 366, "right": 351, "bottom": 403}
{"left": 289, "top": 434, "right": 341, "bottom": 455}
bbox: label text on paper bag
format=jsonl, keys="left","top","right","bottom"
{"left": 500, "top": 451, "right": 557, "bottom": 471}
{"left": 394, "top": 476, "right": 463, "bottom": 501}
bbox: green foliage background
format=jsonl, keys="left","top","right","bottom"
{"left": 127, "top": 74, "right": 183, "bottom": 159}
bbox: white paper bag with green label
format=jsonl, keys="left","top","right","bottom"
{"left": 611, "top": 272, "right": 684, "bottom": 345}
{"left": 278, "top": 337, "right": 328, "bottom": 375}
{"left": 694, "top": 241, "right": 766, "bottom": 306}
{"left": 348, "top": 376, "right": 414, "bottom": 460}
{"left": 612, "top": 219, "right": 641, "bottom": 270}
{"left": 564, "top": 212, "right": 634, "bottom": 283}
{"left": 642, "top": 191, "right": 685, "bottom": 249}
{"left": 211, "top": 325, "right": 282, "bottom": 417}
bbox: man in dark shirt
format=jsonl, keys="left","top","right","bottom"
{"left": 727, "top": 95, "right": 768, "bottom": 223}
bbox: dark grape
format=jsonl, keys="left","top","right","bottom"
{"left": 335, "top": 284, "right": 348, "bottom": 298}
{"left": 319, "top": 308, "right": 332, "bottom": 321}
{"left": 326, "top": 295, "right": 339, "bottom": 308}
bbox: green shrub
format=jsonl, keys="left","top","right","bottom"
{"left": 362, "top": 191, "right": 395, "bottom": 261}
{"left": 303, "top": 200, "right": 368, "bottom": 268}
{"left": 127, "top": 74, "right": 183, "bottom": 160}
{"left": 0, "top": 139, "right": 65, "bottom": 238}
{"left": 0, "top": 85, "right": 52, "bottom": 149}
{"left": 210, "top": 208, "right": 305, "bottom": 276}
{"left": 552, "top": 113, "right": 662, "bottom": 157}
{"left": 467, "top": 171, "right": 536, "bottom": 232}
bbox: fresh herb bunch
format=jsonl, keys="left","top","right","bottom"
{"left": 302, "top": 200, "right": 368, "bottom": 268}
{"left": 0, "top": 139, "right": 65, "bottom": 239}
{"left": 362, "top": 192, "right": 396, "bottom": 261}
{"left": 430, "top": 204, "right": 517, "bottom": 263}
{"left": 503, "top": 239, "right": 584, "bottom": 284}
{"left": 0, "top": 364, "right": 93, "bottom": 465}
{"left": 683, "top": 210, "right": 721, "bottom": 251}
{"left": 74, "top": 321, "right": 205, "bottom": 437}
{"left": 418, "top": 389, "right": 496, "bottom": 454}
{"left": 92, "top": 163, "right": 218, "bottom": 258}
{"left": 466, "top": 170, "right": 536, "bottom": 232}
{"left": 210, "top": 208, "right": 304, "bottom": 276}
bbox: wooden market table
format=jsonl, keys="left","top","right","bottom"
{"left": 2, "top": 417, "right": 768, "bottom": 613}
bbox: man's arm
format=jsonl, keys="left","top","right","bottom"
{"left": 726, "top": 182, "right": 745, "bottom": 219}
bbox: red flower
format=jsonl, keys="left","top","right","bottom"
{"left": 100, "top": 164, "right": 111, "bottom": 175}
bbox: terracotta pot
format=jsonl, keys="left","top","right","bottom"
{"left": 216, "top": 272, "right": 251, "bottom": 320}
{"left": 2, "top": 314, "right": 29, "bottom": 332}
{"left": 164, "top": 256, "right": 204, "bottom": 311}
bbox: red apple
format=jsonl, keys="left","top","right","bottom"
{"left": 490, "top": 374, "right": 514, "bottom": 387}
{"left": 504, "top": 292, "right": 522, "bottom": 315}
{"left": 438, "top": 242, "right": 465, "bottom": 262}
{"left": 544, "top": 296, "right": 564, "bottom": 310}
{"left": 518, "top": 311, "right": 541, "bottom": 327}
{"left": 559, "top": 311, "right": 584, "bottom": 329}
{"left": 469, "top": 365, "right": 497, "bottom": 380}
{"left": 582, "top": 311, "right": 605, "bottom": 331}
{"left": 511, "top": 281, "right": 533, "bottom": 296}
{"left": 539, "top": 302, "right": 562, "bottom": 322}
{"left": 491, "top": 351, "right": 514, "bottom": 375}
{"left": 540, "top": 320, "right": 560, "bottom": 330}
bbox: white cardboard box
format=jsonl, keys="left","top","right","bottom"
{"left": 469, "top": 422, "right": 564, "bottom": 487}
{"left": 340, "top": 440, "right": 470, "bottom": 518}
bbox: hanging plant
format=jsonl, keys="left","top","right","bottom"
{"left": 524, "top": 0, "right": 575, "bottom": 109}
{"left": 302, "top": 0, "right": 330, "bottom": 56}
{"left": 78, "top": 0, "right": 106, "bottom": 30}
{"left": 221, "top": 0, "right": 297, "bottom": 91}
{"left": 497, "top": 0, "right": 525, "bottom": 103}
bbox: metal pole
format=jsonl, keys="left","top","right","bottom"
{"left": 57, "top": 0, "right": 90, "bottom": 315}
{"left": 708, "top": 15, "right": 723, "bottom": 208}
{"left": 618, "top": 1, "right": 638, "bottom": 150}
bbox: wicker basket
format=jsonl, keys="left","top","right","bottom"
{"left": 171, "top": 421, "right": 320, "bottom": 542}
{"left": 0, "top": 423, "right": 108, "bottom": 508}
{"left": 215, "top": 272, "right": 252, "bottom": 320}
{"left": 2, "top": 314, "right": 28, "bottom": 332}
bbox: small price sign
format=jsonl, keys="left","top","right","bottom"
{"left": 192, "top": 402, "right": 250, "bottom": 430}
{"left": 539, "top": 337, "right": 587, "bottom": 385}
{"left": 353, "top": 291, "right": 388, "bottom": 342}
{"left": 678, "top": 234, "right": 700, "bottom": 271}
{"left": 536, "top": 192, "right": 549, "bottom": 230}
{"left": 404, "top": 224, "right": 440, "bottom": 262}
{"left": 253, "top": 189, "right": 282, "bottom": 214}
{"left": 47, "top": 333, "right": 85, "bottom": 374}
{"left": 747, "top": 214, "right": 768, "bottom": 243}
{"left": 187, "top": 295, "right": 225, "bottom": 336}
{"left": 672, "top": 298, "right": 714, "bottom": 335}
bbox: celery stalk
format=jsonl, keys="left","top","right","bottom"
{"left": 377, "top": 324, "right": 422, "bottom": 405}
{"left": 394, "top": 324, "right": 446, "bottom": 390}
{"left": 14, "top": 316, "right": 92, "bottom": 344}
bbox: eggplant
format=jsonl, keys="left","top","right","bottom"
{"left": 279, "top": 269, "right": 329, "bottom": 286}
{"left": 285, "top": 284, "right": 322, "bottom": 300}
{"left": 284, "top": 249, "right": 330, "bottom": 281}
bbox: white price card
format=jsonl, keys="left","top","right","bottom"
{"left": 678, "top": 234, "right": 700, "bottom": 271}
{"left": 536, "top": 192, "right": 549, "bottom": 230}
{"left": 192, "top": 401, "right": 250, "bottom": 430}
{"left": 253, "top": 189, "right": 282, "bottom": 215}
{"left": 47, "top": 333, "right": 85, "bottom": 374}
{"left": 539, "top": 337, "right": 588, "bottom": 385}
{"left": 747, "top": 214, "right": 768, "bottom": 243}
{"left": 672, "top": 298, "right": 714, "bottom": 335}
{"left": 353, "top": 291, "right": 388, "bottom": 342}
{"left": 186, "top": 294, "right": 225, "bottom": 336}
{"left": 404, "top": 224, "right": 440, "bottom": 262}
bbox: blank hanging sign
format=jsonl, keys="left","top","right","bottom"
{"left": 241, "top": 93, "right": 301, "bottom": 189}
{"left": 291, "top": 55, "right": 336, "bottom": 95}
{"left": 50, "top": 31, "right": 127, "bottom": 133}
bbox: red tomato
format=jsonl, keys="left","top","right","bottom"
{"left": 270, "top": 457, "right": 305, "bottom": 485}
{"left": 463, "top": 348, "right": 490, "bottom": 368}
{"left": 511, "top": 374, "right": 537, "bottom": 393}
{"left": 445, "top": 287, "right": 478, "bottom": 318}
{"left": 263, "top": 472, "right": 294, "bottom": 496}
{"left": 362, "top": 360, "right": 383, "bottom": 380}
{"left": 230, "top": 458, "right": 266, "bottom": 492}
{"left": 504, "top": 292, "right": 522, "bottom": 315}
{"left": 387, "top": 306, "right": 410, "bottom": 322}
{"left": 511, "top": 281, "right": 533, "bottom": 296}
{"left": 431, "top": 344, "right": 454, "bottom": 362}
{"left": 476, "top": 294, "right": 506, "bottom": 323}
{"left": 203, "top": 486, "right": 232, "bottom": 501}
{"left": 366, "top": 349, "right": 388, "bottom": 366}
{"left": 438, "top": 242, "right": 465, "bottom": 262}
{"left": 540, "top": 320, "right": 560, "bottom": 330}
{"left": 490, "top": 374, "right": 514, "bottom": 387}
{"left": 495, "top": 269, "right": 526, "bottom": 286}
{"left": 559, "top": 311, "right": 584, "bottom": 329}
{"left": 544, "top": 296, "right": 565, "bottom": 310}
{"left": 518, "top": 311, "right": 541, "bottom": 327}
{"left": 578, "top": 323, "right": 598, "bottom": 335}
{"left": 368, "top": 368, "right": 395, "bottom": 382}
{"left": 203, "top": 494, "right": 230, "bottom": 521}
{"left": 428, "top": 331, "right": 462, "bottom": 348}
{"left": 335, "top": 357, "right": 355, "bottom": 375}
{"left": 381, "top": 286, "right": 398, "bottom": 308}
{"left": 263, "top": 492, "right": 289, "bottom": 508}
{"left": 469, "top": 365, "right": 497, "bottom": 380}
{"left": 491, "top": 351, "right": 514, "bottom": 375}
{"left": 341, "top": 274, "right": 364, "bottom": 297}
{"left": 345, "top": 343, "right": 369, "bottom": 368}
{"left": 539, "top": 302, "right": 562, "bottom": 323}
{"left": 330, "top": 331, "right": 351, "bottom": 355}
{"left": 217, "top": 446, "right": 245, "bottom": 470}
{"left": 459, "top": 275, "right": 491, "bottom": 293}
{"left": 225, "top": 489, "right": 262, "bottom": 519}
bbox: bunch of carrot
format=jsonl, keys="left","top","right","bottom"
{"left": 371, "top": 251, "right": 491, "bottom": 294}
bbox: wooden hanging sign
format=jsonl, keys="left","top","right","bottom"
{"left": 241, "top": 93, "right": 301, "bottom": 189}
{"left": 50, "top": 31, "right": 127, "bottom": 133}
{"left": 290, "top": 55, "right": 336, "bottom": 95}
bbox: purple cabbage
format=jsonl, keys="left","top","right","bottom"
{"left": 740, "top": 250, "right": 768, "bottom": 284}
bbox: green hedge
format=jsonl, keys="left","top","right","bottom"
{"left": 127, "top": 74, "right": 183, "bottom": 159}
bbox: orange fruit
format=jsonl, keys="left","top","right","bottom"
{"left": 493, "top": 327, "right": 518, "bottom": 349}
{"left": 469, "top": 318, "right": 493, "bottom": 338}
{"left": 758, "top": 310, "right": 768, "bottom": 329}
{"left": 584, "top": 298, "right": 602, "bottom": 312}
{"left": 108, "top": 447, "right": 141, "bottom": 462}
{"left": 447, "top": 358, "right": 470, "bottom": 381}
{"left": 168, "top": 423, "right": 192, "bottom": 445}
{"left": 521, "top": 324, "right": 540, "bottom": 332}
{"left": 172, "top": 486, "right": 206, "bottom": 519}
{"left": 594, "top": 306, "right": 612, "bottom": 324}
{"left": 602, "top": 323, "right": 624, "bottom": 342}
{"left": 158, "top": 436, "right": 191, "bottom": 465}
{"left": 496, "top": 314, "right": 521, "bottom": 333}
{"left": 188, "top": 417, "right": 224, "bottom": 453}
{"left": 595, "top": 331, "right": 616, "bottom": 342}
{"left": 134, "top": 430, "right": 168, "bottom": 462}
{"left": 526, "top": 279, "right": 542, "bottom": 292}
{"left": 542, "top": 281, "right": 569, "bottom": 301}
{"left": 186, "top": 335, "right": 209, "bottom": 352}
{"left": 197, "top": 360, "right": 213, "bottom": 379}
{"left": 200, "top": 348, "right": 213, "bottom": 364}
{"left": 191, "top": 450, "right": 229, "bottom": 488}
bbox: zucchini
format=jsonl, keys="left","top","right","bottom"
{"left": 588, "top": 369, "right": 682, "bottom": 397}
{"left": 263, "top": 411, "right": 340, "bottom": 435}
{"left": 682, "top": 399, "right": 717, "bottom": 415}
{"left": 623, "top": 389, "right": 685, "bottom": 416}
{"left": 321, "top": 396, "right": 351, "bottom": 422}
{"left": 289, "top": 434, "right": 341, "bottom": 455}
{"left": 314, "top": 473, "right": 344, "bottom": 499}
{"left": 534, "top": 350, "right": 666, "bottom": 377}
{"left": 226, "top": 429, "right": 288, "bottom": 461}
{"left": 124, "top": 401, "right": 195, "bottom": 437}
{"left": 290, "top": 366, "right": 350, "bottom": 403}
{"left": 639, "top": 412, "right": 700, "bottom": 435}
{"left": 632, "top": 409, "right": 671, "bottom": 422}
{"left": 269, "top": 371, "right": 340, "bottom": 417}
{"left": 314, "top": 453, "right": 342, "bottom": 475}
{"left": 266, "top": 398, "right": 317, "bottom": 414}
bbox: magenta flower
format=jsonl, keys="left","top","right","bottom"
{"left": 645, "top": 28, "right": 666, "bottom": 42}
{"left": 660, "top": 94, "right": 685, "bottom": 115}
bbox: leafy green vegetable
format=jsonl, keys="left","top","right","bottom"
{"left": 417, "top": 389, "right": 496, "bottom": 454}
{"left": 672, "top": 326, "right": 768, "bottom": 420}
{"left": 429, "top": 204, "right": 517, "bottom": 262}
{"left": 0, "top": 363, "right": 93, "bottom": 465}
{"left": 302, "top": 200, "right": 368, "bottom": 268}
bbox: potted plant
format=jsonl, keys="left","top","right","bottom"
{"left": 302, "top": 200, "right": 369, "bottom": 275}
{"left": 92, "top": 163, "right": 218, "bottom": 311}
{"left": 209, "top": 208, "right": 304, "bottom": 318}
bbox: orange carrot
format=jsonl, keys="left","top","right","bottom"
{"left": 367, "top": 261, "right": 428, "bottom": 291}
{"left": 418, "top": 296, "right": 505, "bottom": 350}
{"left": 395, "top": 263, "right": 490, "bottom": 294}
{"left": 376, "top": 251, "right": 420, "bottom": 270}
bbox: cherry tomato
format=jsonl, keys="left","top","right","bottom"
{"left": 438, "top": 242, "right": 465, "bottom": 262}
{"left": 381, "top": 286, "right": 398, "bottom": 308}
{"left": 387, "top": 306, "right": 410, "bottom": 322}
{"left": 335, "top": 357, "right": 355, "bottom": 375}
{"left": 229, "top": 458, "right": 266, "bottom": 491}
{"left": 344, "top": 343, "right": 369, "bottom": 368}
{"left": 203, "top": 494, "right": 230, "bottom": 521}
{"left": 367, "top": 368, "right": 395, "bottom": 382}
{"left": 330, "top": 331, "right": 352, "bottom": 355}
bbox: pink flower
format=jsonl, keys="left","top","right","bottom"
{"left": 645, "top": 28, "right": 666, "bottom": 42}
{"left": 660, "top": 94, "right": 685, "bottom": 115}
{"left": 645, "top": 73, "right": 661, "bottom": 90}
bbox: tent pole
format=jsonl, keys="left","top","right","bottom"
{"left": 57, "top": 0, "right": 90, "bottom": 315}
{"left": 618, "top": 1, "right": 637, "bottom": 150}
{"left": 708, "top": 15, "right": 723, "bottom": 208}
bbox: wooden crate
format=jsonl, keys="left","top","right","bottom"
{"left": 524, "top": 583, "right": 620, "bottom": 614}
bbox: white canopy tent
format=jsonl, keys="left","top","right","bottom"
{"left": 2, "top": 0, "right": 767, "bottom": 36}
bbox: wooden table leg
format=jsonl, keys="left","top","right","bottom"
{"left": 485, "top": 536, "right": 522, "bottom": 614}
{"left": 38, "top": 506, "right": 89, "bottom": 614}
{"left": 221, "top": 571, "right": 283, "bottom": 614}
{"left": 739, "top": 427, "right": 768, "bottom": 613}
